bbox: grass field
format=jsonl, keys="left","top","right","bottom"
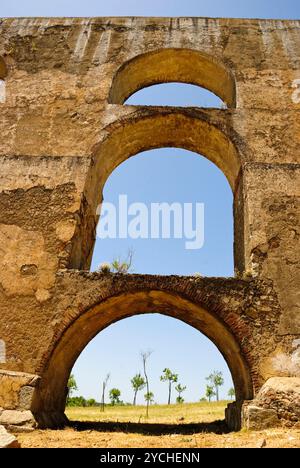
{"left": 66, "top": 400, "right": 227, "bottom": 424}
{"left": 17, "top": 402, "right": 300, "bottom": 448}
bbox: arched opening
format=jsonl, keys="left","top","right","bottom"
{"left": 67, "top": 314, "right": 234, "bottom": 427}
{"left": 124, "top": 82, "right": 225, "bottom": 108}
{"left": 91, "top": 148, "right": 234, "bottom": 276}
{"left": 32, "top": 289, "right": 253, "bottom": 429}
{"left": 109, "top": 48, "right": 236, "bottom": 108}
{"left": 78, "top": 111, "right": 244, "bottom": 272}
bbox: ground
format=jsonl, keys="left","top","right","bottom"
{"left": 17, "top": 402, "right": 300, "bottom": 448}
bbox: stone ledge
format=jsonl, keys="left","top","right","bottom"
{"left": 0, "top": 409, "right": 36, "bottom": 431}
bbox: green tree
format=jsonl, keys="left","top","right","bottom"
{"left": 67, "top": 396, "right": 86, "bottom": 407}
{"left": 175, "top": 383, "right": 186, "bottom": 404}
{"left": 109, "top": 388, "right": 121, "bottom": 405}
{"left": 131, "top": 373, "right": 146, "bottom": 406}
{"left": 228, "top": 387, "right": 235, "bottom": 400}
{"left": 160, "top": 368, "right": 178, "bottom": 404}
{"left": 67, "top": 374, "right": 78, "bottom": 402}
{"left": 205, "top": 385, "right": 216, "bottom": 402}
{"left": 206, "top": 371, "right": 224, "bottom": 401}
{"left": 141, "top": 350, "right": 152, "bottom": 418}
{"left": 144, "top": 391, "right": 154, "bottom": 405}
{"left": 86, "top": 398, "right": 96, "bottom": 407}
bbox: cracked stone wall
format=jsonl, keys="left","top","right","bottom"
{"left": 0, "top": 17, "right": 299, "bottom": 429}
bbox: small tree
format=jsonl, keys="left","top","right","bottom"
{"left": 87, "top": 398, "right": 96, "bottom": 407}
{"left": 131, "top": 373, "right": 146, "bottom": 406}
{"left": 141, "top": 350, "right": 152, "bottom": 418}
{"left": 228, "top": 387, "right": 235, "bottom": 400}
{"left": 205, "top": 385, "right": 216, "bottom": 402}
{"left": 67, "top": 374, "right": 78, "bottom": 402}
{"left": 206, "top": 371, "right": 224, "bottom": 401}
{"left": 160, "top": 368, "right": 178, "bottom": 405}
{"left": 175, "top": 383, "right": 187, "bottom": 404}
{"left": 101, "top": 373, "right": 110, "bottom": 412}
{"left": 109, "top": 388, "right": 121, "bottom": 405}
{"left": 144, "top": 391, "right": 154, "bottom": 405}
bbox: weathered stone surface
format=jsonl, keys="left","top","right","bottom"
{"left": 225, "top": 400, "right": 244, "bottom": 431}
{"left": 253, "top": 377, "right": 300, "bottom": 427}
{"left": 0, "top": 425, "right": 20, "bottom": 448}
{"left": 0, "top": 410, "right": 35, "bottom": 427}
{"left": 0, "top": 370, "right": 40, "bottom": 410}
{"left": 242, "top": 377, "right": 300, "bottom": 429}
{"left": 244, "top": 405, "right": 280, "bottom": 430}
{"left": 0, "top": 17, "right": 298, "bottom": 430}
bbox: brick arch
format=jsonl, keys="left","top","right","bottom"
{"left": 109, "top": 48, "right": 236, "bottom": 108}
{"left": 32, "top": 283, "right": 254, "bottom": 429}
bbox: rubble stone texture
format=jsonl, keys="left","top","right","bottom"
{"left": 0, "top": 17, "right": 299, "bottom": 430}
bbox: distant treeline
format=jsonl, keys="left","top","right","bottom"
{"left": 67, "top": 396, "right": 129, "bottom": 407}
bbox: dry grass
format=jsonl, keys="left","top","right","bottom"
{"left": 17, "top": 402, "right": 300, "bottom": 448}
{"left": 67, "top": 401, "right": 227, "bottom": 424}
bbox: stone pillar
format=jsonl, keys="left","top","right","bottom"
{"left": 0, "top": 370, "right": 39, "bottom": 431}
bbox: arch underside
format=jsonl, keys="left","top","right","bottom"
{"left": 109, "top": 48, "right": 236, "bottom": 108}
{"left": 32, "top": 289, "right": 253, "bottom": 428}
{"left": 85, "top": 111, "right": 242, "bottom": 222}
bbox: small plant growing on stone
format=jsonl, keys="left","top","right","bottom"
{"left": 98, "top": 249, "right": 134, "bottom": 274}
{"left": 111, "top": 249, "right": 134, "bottom": 274}
{"left": 98, "top": 262, "right": 111, "bottom": 274}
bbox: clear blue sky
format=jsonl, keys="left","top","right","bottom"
{"left": 2, "top": 2, "right": 299, "bottom": 406}
{"left": 1, "top": 0, "right": 299, "bottom": 19}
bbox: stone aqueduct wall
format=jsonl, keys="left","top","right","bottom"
{"left": 0, "top": 17, "right": 299, "bottom": 430}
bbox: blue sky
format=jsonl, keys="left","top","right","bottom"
{"left": 1, "top": 0, "right": 299, "bottom": 19}
{"left": 2, "top": 2, "right": 299, "bottom": 406}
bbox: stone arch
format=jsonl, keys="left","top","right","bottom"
{"left": 86, "top": 111, "right": 242, "bottom": 211}
{"left": 75, "top": 109, "right": 245, "bottom": 271}
{"left": 109, "top": 48, "right": 236, "bottom": 108}
{"left": 32, "top": 287, "right": 253, "bottom": 429}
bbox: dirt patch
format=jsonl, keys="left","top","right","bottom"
{"left": 17, "top": 425, "right": 300, "bottom": 448}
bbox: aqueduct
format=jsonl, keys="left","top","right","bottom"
{"left": 0, "top": 17, "right": 299, "bottom": 431}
